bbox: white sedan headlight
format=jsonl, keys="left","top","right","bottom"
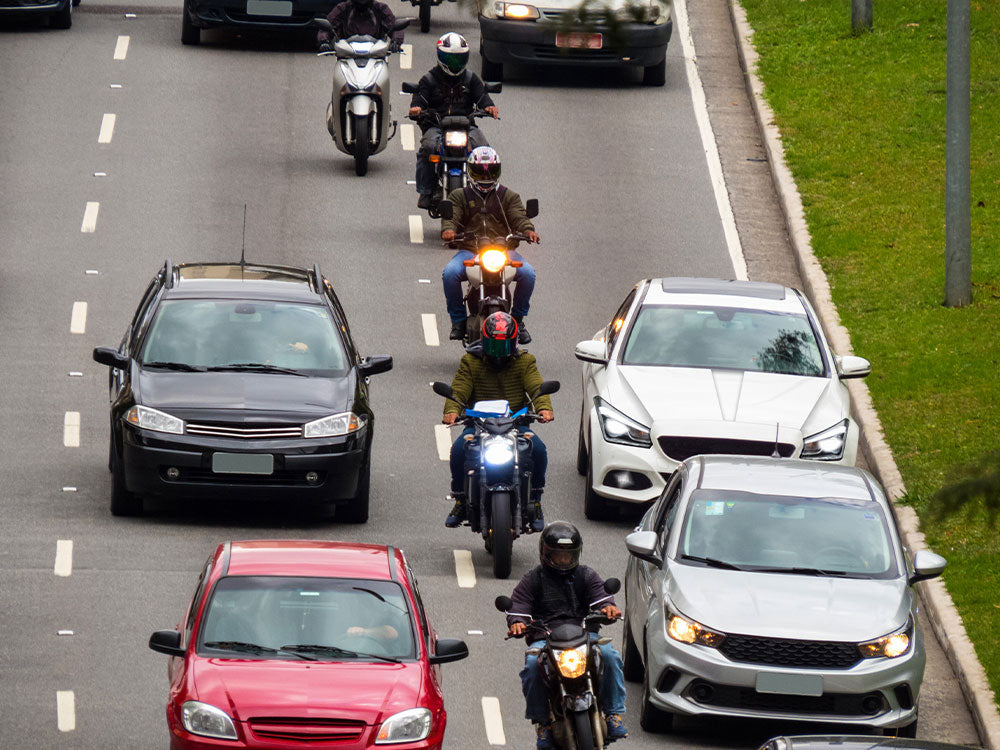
{"left": 483, "top": 436, "right": 516, "bottom": 466}
{"left": 303, "top": 412, "right": 366, "bottom": 438}
{"left": 375, "top": 707, "right": 432, "bottom": 744}
{"left": 801, "top": 419, "right": 849, "bottom": 460}
{"left": 125, "top": 405, "right": 184, "bottom": 435}
{"left": 181, "top": 700, "right": 238, "bottom": 740}
{"left": 595, "top": 398, "right": 652, "bottom": 448}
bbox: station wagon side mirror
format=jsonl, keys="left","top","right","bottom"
{"left": 312, "top": 17, "right": 333, "bottom": 31}
{"left": 836, "top": 355, "right": 871, "bottom": 379}
{"left": 401, "top": 82, "right": 418, "bottom": 94}
{"left": 625, "top": 531, "right": 662, "bottom": 568}
{"left": 574, "top": 340, "right": 607, "bottom": 366}
{"left": 358, "top": 356, "right": 393, "bottom": 377}
{"left": 148, "top": 629, "right": 185, "bottom": 657}
{"left": 534, "top": 380, "right": 560, "bottom": 397}
{"left": 494, "top": 595, "right": 513, "bottom": 612}
{"left": 428, "top": 637, "right": 469, "bottom": 665}
{"left": 909, "top": 550, "right": 947, "bottom": 585}
{"left": 484, "top": 82, "right": 502, "bottom": 94}
{"left": 93, "top": 346, "right": 130, "bottom": 371}
{"left": 525, "top": 199, "right": 539, "bottom": 219}
{"left": 437, "top": 201, "right": 454, "bottom": 220}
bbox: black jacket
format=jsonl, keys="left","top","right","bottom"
{"left": 409, "top": 68, "right": 495, "bottom": 130}
{"left": 506, "top": 565, "right": 616, "bottom": 644}
{"left": 317, "top": 0, "right": 401, "bottom": 44}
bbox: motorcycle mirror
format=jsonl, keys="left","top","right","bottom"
{"left": 534, "top": 380, "right": 560, "bottom": 397}
{"left": 312, "top": 17, "right": 333, "bottom": 31}
{"left": 437, "top": 201, "right": 454, "bottom": 220}
{"left": 494, "top": 595, "right": 513, "bottom": 612}
{"left": 392, "top": 17, "right": 411, "bottom": 31}
{"left": 484, "top": 82, "right": 503, "bottom": 94}
{"left": 603, "top": 578, "right": 621, "bottom": 595}
{"left": 431, "top": 381, "right": 455, "bottom": 400}
{"left": 525, "top": 198, "right": 539, "bottom": 219}
{"left": 401, "top": 82, "right": 418, "bottom": 94}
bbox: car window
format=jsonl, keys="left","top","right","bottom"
{"left": 621, "top": 305, "right": 826, "bottom": 376}
{"left": 184, "top": 556, "right": 214, "bottom": 645}
{"left": 325, "top": 283, "right": 358, "bottom": 362}
{"left": 140, "top": 300, "right": 349, "bottom": 374}
{"left": 677, "top": 490, "right": 897, "bottom": 578}
{"left": 197, "top": 577, "right": 416, "bottom": 660}
{"left": 606, "top": 289, "right": 636, "bottom": 354}
{"left": 405, "top": 563, "right": 432, "bottom": 650}
{"left": 128, "top": 276, "right": 161, "bottom": 352}
{"left": 654, "top": 479, "right": 683, "bottom": 552}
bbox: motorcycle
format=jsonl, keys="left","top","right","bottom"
{"left": 315, "top": 17, "right": 410, "bottom": 176}
{"left": 495, "top": 578, "right": 622, "bottom": 750}
{"left": 402, "top": 0, "right": 447, "bottom": 34}
{"left": 431, "top": 379, "right": 559, "bottom": 578}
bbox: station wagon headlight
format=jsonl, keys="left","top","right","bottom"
{"left": 375, "top": 707, "right": 432, "bottom": 744}
{"left": 181, "top": 700, "right": 238, "bottom": 740}
{"left": 304, "top": 412, "right": 366, "bottom": 438}
{"left": 595, "top": 398, "right": 652, "bottom": 448}
{"left": 126, "top": 406, "right": 184, "bottom": 435}
{"left": 554, "top": 644, "right": 588, "bottom": 678}
{"left": 801, "top": 419, "right": 849, "bottom": 461}
{"left": 859, "top": 620, "right": 912, "bottom": 659}
{"left": 665, "top": 609, "right": 725, "bottom": 648}
{"left": 494, "top": 1, "right": 539, "bottom": 19}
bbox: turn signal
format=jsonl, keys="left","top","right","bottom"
{"left": 463, "top": 260, "right": 476, "bottom": 267}
{"left": 429, "top": 154, "right": 441, "bottom": 163}
{"left": 480, "top": 249, "right": 508, "bottom": 272}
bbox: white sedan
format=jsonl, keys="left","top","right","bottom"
{"left": 574, "top": 277, "right": 871, "bottom": 519}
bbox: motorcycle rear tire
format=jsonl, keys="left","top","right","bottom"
{"left": 571, "top": 710, "right": 595, "bottom": 750}
{"left": 418, "top": 0, "right": 431, "bottom": 32}
{"left": 353, "top": 115, "right": 371, "bottom": 176}
{"left": 489, "top": 491, "right": 513, "bottom": 579}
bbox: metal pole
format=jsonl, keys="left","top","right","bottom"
{"left": 851, "top": 0, "right": 872, "bottom": 33}
{"left": 945, "top": 0, "right": 972, "bottom": 307}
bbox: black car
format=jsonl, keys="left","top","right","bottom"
{"left": 93, "top": 261, "right": 392, "bottom": 521}
{"left": 0, "top": 0, "right": 77, "bottom": 30}
{"left": 180, "top": 0, "right": 336, "bottom": 45}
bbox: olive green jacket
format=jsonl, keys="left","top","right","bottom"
{"left": 441, "top": 185, "right": 535, "bottom": 242}
{"left": 443, "top": 350, "right": 553, "bottom": 417}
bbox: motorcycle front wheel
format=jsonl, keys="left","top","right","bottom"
{"left": 571, "top": 709, "right": 595, "bottom": 750}
{"left": 488, "top": 491, "right": 513, "bottom": 578}
{"left": 353, "top": 115, "right": 371, "bottom": 176}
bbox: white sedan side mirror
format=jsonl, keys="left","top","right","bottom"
{"left": 575, "top": 340, "right": 607, "bottom": 365}
{"left": 836, "top": 355, "right": 871, "bottom": 379}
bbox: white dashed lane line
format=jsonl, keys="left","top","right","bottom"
{"left": 98, "top": 113, "right": 116, "bottom": 144}
{"left": 453, "top": 550, "right": 476, "bottom": 588}
{"left": 408, "top": 214, "right": 423, "bottom": 244}
{"left": 63, "top": 412, "right": 81, "bottom": 448}
{"left": 399, "top": 43, "right": 412, "bottom": 69}
{"left": 433, "top": 424, "right": 451, "bottom": 461}
{"left": 481, "top": 697, "right": 506, "bottom": 745}
{"left": 56, "top": 691, "right": 75, "bottom": 732}
{"left": 113, "top": 35, "right": 130, "bottom": 60}
{"left": 81, "top": 202, "right": 99, "bottom": 233}
{"left": 54, "top": 540, "right": 73, "bottom": 577}
{"left": 421, "top": 313, "right": 439, "bottom": 346}
{"left": 70, "top": 302, "right": 87, "bottom": 334}
{"left": 400, "top": 123, "right": 415, "bottom": 151}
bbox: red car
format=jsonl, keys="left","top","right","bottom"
{"left": 149, "top": 541, "right": 468, "bottom": 749}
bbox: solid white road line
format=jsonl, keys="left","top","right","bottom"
{"left": 481, "top": 697, "right": 506, "bottom": 745}
{"left": 113, "top": 35, "right": 130, "bottom": 60}
{"left": 421, "top": 313, "right": 440, "bottom": 346}
{"left": 408, "top": 214, "right": 423, "bottom": 244}
{"left": 56, "top": 691, "right": 75, "bottom": 732}
{"left": 399, "top": 43, "right": 412, "bottom": 69}
{"left": 81, "top": 202, "right": 99, "bottom": 233}
{"left": 453, "top": 550, "right": 476, "bottom": 588}
{"left": 433, "top": 424, "right": 451, "bottom": 461}
{"left": 70, "top": 302, "right": 87, "bottom": 334}
{"left": 400, "top": 123, "right": 415, "bottom": 151}
{"left": 63, "top": 412, "right": 80, "bottom": 448}
{"left": 98, "top": 113, "right": 116, "bottom": 144}
{"left": 675, "top": 0, "right": 747, "bottom": 280}
{"left": 54, "top": 540, "right": 73, "bottom": 577}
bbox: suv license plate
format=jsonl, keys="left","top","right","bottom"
{"left": 755, "top": 672, "right": 823, "bottom": 696}
{"left": 212, "top": 453, "right": 274, "bottom": 475}
{"left": 246, "top": 0, "right": 292, "bottom": 16}
{"left": 555, "top": 32, "right": 602, "bottom": 49}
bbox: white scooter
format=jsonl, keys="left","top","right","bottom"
{"left": 315, "top": 17, "right": 410, "bottom": 176}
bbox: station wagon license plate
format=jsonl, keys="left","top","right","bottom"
{"left": 212, "top": 452, "right": 274, "bottom": 475}
{"left": 246, "top": 0, "right": 292, "bottom": 16}
{"left": 555, "top": 32, "right": 602, "bottom": 50}
{"left": 755, "top": 672, "right": 823, "bottom": 697}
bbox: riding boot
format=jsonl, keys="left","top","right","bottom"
{"left": 445, "top": 492, "right": 467, "bottom": 528}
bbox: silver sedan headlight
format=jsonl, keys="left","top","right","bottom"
{"left": 375, "top": 707, "right": 432, "bottom": 744}
{"left": 181, "top": 700, "right": 238, "bottom": 740}
{"left": 665, "top": 608, "right": 725, "bottom": 648}
{"left": 303, "top": 412, "right": 366, "bottom": 438}
{"left": 801, "top": 419, "right": 849, "bottom": 460}
{"left": 859, "top": 619, "right": 913, "bottom": 659}
{"left": 125, "top": 405, "right": 184, "bottom": 435}
{"left": 595, "top": 397, "right": 652, "bottom": 448}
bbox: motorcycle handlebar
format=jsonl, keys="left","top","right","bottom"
{"left": 445, "top": 232, "right": 533, "bottom": 250}
{"left": 504, "top": 610, "right": 620, "bottom": 639}
{"left": 406, "top": 108, "right": 495, "bottom": 124}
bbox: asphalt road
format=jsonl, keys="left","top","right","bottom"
{"left": 0, "top": 1, "right": 981, "bottom": 748}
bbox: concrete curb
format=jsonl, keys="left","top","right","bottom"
{"left": 724, "top": 1, "right": 1000, "bottom": 747}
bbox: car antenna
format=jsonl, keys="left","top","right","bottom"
{"left": 771, "top": 423, "right": 781, "bottom": 458}
{"left": 239, "top": 203, "right": 248, "bottom": 275}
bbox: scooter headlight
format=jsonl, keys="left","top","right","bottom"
{"left": 480, "top": 248, "right": 508, "bottom": 273}
{"left": 444, "top": 130, "right": 468, "bottom": 148}
{"left": 554, "top": 645, "right": 588, "bottom": 678}
{"left": 483, "top": 436, "right": 515, "bottom": 465}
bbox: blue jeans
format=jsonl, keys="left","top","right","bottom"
{"left": 450, "top": 426, "right": 546, "bottom": 493}
{"left": 442, "top": 250, "right": 535, "bottom": 324}
{"left": 519, "top": 636, "right": 627, "bottom": 724}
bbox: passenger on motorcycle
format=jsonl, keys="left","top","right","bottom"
{"left": 408, "top": 32, "right": 499, "bottom": 209}
{"left": 507, "top": 522, "right": 628, "bottom": 749}
{"left": 441, "top": 147, "right": 540, "bottom": 343}
{"left": 316, "top": 0, "right": 402, "bottom": 50}
{"left": 442, "top": 311, "right": 552, "bottom": 531}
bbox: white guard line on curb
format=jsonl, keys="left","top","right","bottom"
{"left": 63, "top": 412, "right": 81, "bottom": 448}
{"left": 113, "top": 35, "right": 130, "bottom": 60}
{"left": 408, "top": 214, "right": 423, "bottom": 243}
{"left": 421, "top": 313, "right": 440, "bottom": 346}
{"left": 70, "top": 302, "right": 88, "bottom": 334}
{"left": 481, "top": 696, "right": 506, "bottom": 745}
{"left": 433, "top": 424, "right": 451, "bottom": 461}
{"left": 453, "top": 549, "right": 476, "bottom": 588}
{"left": 400, "top": 123, "right": 415, "bottom": 151}
{"left": 56, "top": 691, "right": 75, "bottom": 732}
{"left": 54, "top": 540, "right": 73, "bottom": 577}
{"left": 98, "top": 113, "right": 116, "bottom": 144}
{"left": 674, "top": 0, "right": 747, "bottom": 281}
{"left": 81, "top": 202, "right": 99, "bottom": 233}
{"left": 399, "top": 43, "right": 412, "bottom": 69}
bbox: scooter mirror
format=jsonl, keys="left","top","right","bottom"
{"left": 392, "top": 17, "right": 411, "bottom": 31}
{"left": 437, "top": 201, "right": 454, "bottom": 220}
{"left": 431, "top": 381, "right": 455, "bottom": 400}
{"left": 495, "top": 595, "right": 513, "bottom": 612}
{"left": 525, "top": 198, "right": 539, "bottom": 219}
{"left": 603, "top": 578, "right": 621, "bottom": 595}
{"left": 534, "top": 380, "right": 560, "bottom": 397}
{"left": 484, "top": 82, "right": 503, "bottom": 94}
{"left": 312, "top": 17, "right": 333, "bottom": 31}
{"left": 401, "top": 82, "right": 418, "bottom": 94}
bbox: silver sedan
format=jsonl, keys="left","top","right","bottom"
{"left": 622, "top": 455, "right": 946, "bottom": 736}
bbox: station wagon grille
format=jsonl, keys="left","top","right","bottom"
{"left": 657, "top": 436, "right": 795, "bottom": 461}
{"left": 186, "top": 423, "right": 303, "bottom": 439}
{"left": 720, "top": 634, "right": 862, "bottom": 669}
{"left": 539, "top": 8, "right": 607, "bottom": 22}
{"left": 248, "top": 717, "right": 366, "bottom": 742}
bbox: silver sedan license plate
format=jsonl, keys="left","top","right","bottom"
{"left": 755, "top": 672, "right": 823, "bottom": 696}
{"left": 246, "top": 0, "right": 292, "bottom": 16}
{"left": 212, "top": 453, "right": 274, "bottom": 475}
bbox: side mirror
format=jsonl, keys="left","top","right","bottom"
{"left": 93, "top": 346, "right": 130, "bottom": 371}
{"left": 431, "top": 381, "right": 455, "bottom": 400}
{"left": 437, "top": 201, "right": 454, "bottom": 220}
{"left": 428, "top": 637, "right": 469, "bottom": 665}
{"left": 836, "top": 355, "right": 872, "bottom": 380}
{"left": 525, "top": 199, "right": 539, "bottom": 219}
{"left": 625, "top": 530, "right": 662, "bottom": 568}
{"left": 401, "top": 81, "right": 418, "bottom": 94}
{"left": 484, "top": 82, "right": 502, "bottom": 94}
{"left": 312, "top": 17, "right": 333, "bottom": 31}
{"left": 574, "top": 340, "right": 607, "bottom": 366}
{"left": 534, "top": 380, "right": 560, "bottom": 397}
{"left": 603, "top": 577, "right": 621, "bottom": 595}
{"left": 494, "top": 595, "right": 513, "bottom": 612}
{"left": 909, "top": 550, "right": 947, "bottom": 585}
{"left": 358, "top": 355, "right": 393, "bottom": 377}
{"left": 148, "top": 629, "right": 184, "bottom": 657}
{"left": 392, "top": 17, "right": 411, "bottom": 31}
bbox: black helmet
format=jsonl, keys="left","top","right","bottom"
{"left": 539, "top": 521, "right": 582, "bottom": 573}
{"left": 481, "top": 311, "right": 518, "bottom": 366}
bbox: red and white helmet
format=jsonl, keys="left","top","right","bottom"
{"left": 436, "top": 32, "right": 469, "bottom": 77}
{"left": 468, "top": 146, "right": 501, "bottom": 194}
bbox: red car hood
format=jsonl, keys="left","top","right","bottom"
{"left": 191, "top": 659, "right": 424, "bottom": 725}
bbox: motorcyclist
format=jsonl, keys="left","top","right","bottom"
{"left": 316, "top": 0, "right": 402, "bottom": 50}
{"left": 441, "top": 311, "right": 552, "bottom": 531}
{"left": 408, "top": 32, "right": 499, "bottom": 210}
{"left": 506, "top": 522, "right": 628, "bottom": 749}
{"left": 441, "top": 146, "right": 540, "bottom": 343}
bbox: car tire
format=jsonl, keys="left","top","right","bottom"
{"left": 584, "top": 458, "right": 611, "bottom": 521}
{"left": 640, "top": 640, "right": 674, "bottom": 733}
{"left": 338, "top": 460, "right": 370, "bottom": 524}
{"left": 181, "top": 3, "right": 201, "bottom": 45}
{"left": 576, "top": 410, "right": 588, "bottom": 476}
{"left": 418, "top": 0, "right": 431, "bottom": 33}
{"left": 110, "top": 441, "right": 143, "bottom": 517}
{"left": 622, "top": 614, "right": 643, "bottom": 683}
{"left": 50, "top": 0, "right": 72, "bottom": 29}
{"left": 481, "top": 51, "right": 503, "bottom": 82}
{"left": 71, "top": 0, "right": 81, "bottom": 6}
{"left": 642, "top": 58, "right": 666, "bottom": 87}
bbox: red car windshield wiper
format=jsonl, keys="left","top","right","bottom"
{"left": 202, "top": 640, "right": 318, "bottom": 660}
{"left": 280, "top": 644, "right": 401, "bottom": 664}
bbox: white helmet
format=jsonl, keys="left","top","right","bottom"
{"left": 436, "top": 32, "right": 469, "bottom": 77}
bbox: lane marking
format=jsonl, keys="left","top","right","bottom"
{"left": 63, "top": 412, "right": 81, "bottom": 448}
{"left": 62, "top": 487, "right": 77, "bottom": 492}
{"left": 453, "top": 549, "right": 476, "bottom": 588}
{"left": 417, "top": 278, "right": 430, "bottom": 283}
{"left": 98, "top": 113, "right": 116, "bottom": 144}
{"left": 81, "top": 202, "right": 99, "bottom": 233}
{"left": 675, "top": 0, "right": 747, "bottom": 279}
{"left": 433, "top": 424, "right": 451, "bottom": 461}
{"left": 94, "top": 172, "right": 107, "bottom": 177}
{"left": 408, "top": 214, "right": 423, "bottom": 244}
{"left": 54, "top": 540, "right": 73, "bottom": 577}
{"left": 110, "top": 83, "right": 122, "bottom": 89}
{"left": 400, "top": 123, "right": 415, "bottom": 151}
{"left": 399, "top": 43, "right": 412, "bottom": 69}
{"left": 421, "top": 313, "right": 440, "bottom": 346}
{"left": 56, "top": 691, "right": 75, "bottom": 732}
{"left": 85, "top": 269, "right": 100, "bottom": 275}
{"left": 68, "top": 372, "right": 83, "bottom": 377}
{"left": 70, "top": 301, "right": 88, "bottom": 334}
{"left": 481, "top": 697, "right": 506, "bottom": 745}
{"left": 113, "top": 35, "right": 130, "bottom": 60}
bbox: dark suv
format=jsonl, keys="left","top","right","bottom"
{"left": 93, "top": 261, "right": 392, "bottom": 521}
{"left": 181, "top": 0, "right": 337, "bottom": 45}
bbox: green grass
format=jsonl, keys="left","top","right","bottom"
{"left": 737, "top": 0, "right": 1000, "bottom": 703}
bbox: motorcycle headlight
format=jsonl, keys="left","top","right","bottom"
{"left": 444, "top": 130, "right": 468, "bottom": 148}
{"left": 375, "top": 707, "right": 432, "bottom": 744}
{"left": 181, "top": 701, "right": 238, "bottom": 740}
{"left": 595, "top": 398, "right": 652, "bottom": 448}
{"left": 665, "top": 609, "right": 725, "bottom": 648}
{"left": 480, "top": 248, "right": 508, "bottom": 273}
{"left": 859, "top": 620, "right": 912, "bottom": 659}
{"left": 125, "top": 405, "right": 184, "bottom": 435}
{"left": 304, "top": 412, "right": 366, "bottom": 438}
{"left": 801, "top": 419, "right": 849, "bottom": 461}
{"left": 483, "top": 436, "right": 515, "bottom": 466}
{"left": 494, "top": 1, "right": 540, "bottom": 19}
{"left": 554, "top": 644, "right": 588, "bottom": 678}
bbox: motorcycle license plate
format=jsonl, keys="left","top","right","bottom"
{"left": 212, "top": 453, "right": 274, "bottom": 475}
{"left": 246, "top": 0, "right": 292, "bottom": 16}
{"left": 555, "top": 32, "right": 602, "bottom": 50}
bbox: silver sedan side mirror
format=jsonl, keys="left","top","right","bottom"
{"left": 625, "top": 530, "right": 662, "bottom": 568}
{"left": 909, "top": 549, "right": 947, "bottom": 585}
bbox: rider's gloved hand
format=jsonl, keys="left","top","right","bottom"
{"left": 408, "top": 106, "right": 422, "bottom": 118}
{"left": 441, "top": 229, "right": 456, "bottom": 242}
{"left": 485, "top": 106, "right": 500, "bottom": 119}
{"left": 319, "top": 42, "right": 333, "bottom": 52}
{"left": 508, "top": 622, "right": 527, "bottom": 637}
{"left": 537, "top": 410, "right": 554, "bottom": 423}
{"left": 389, "top": 40, "right": 402, "bottom": 53}
{"left": 442, "top": 412, "right": 458, "bottom": 425}
{"left": 526, "top": 230, "right": 541, "bottom": 244}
